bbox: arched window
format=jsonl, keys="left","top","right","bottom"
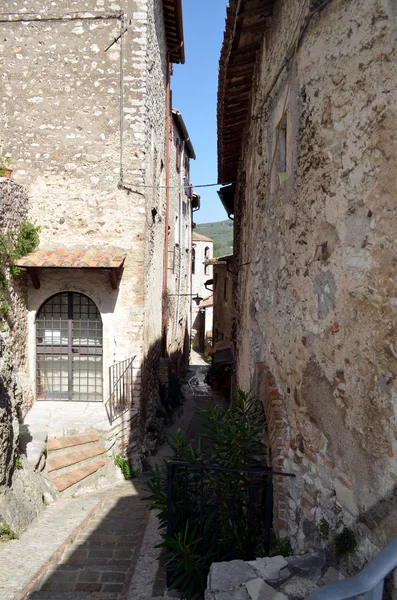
{"left": 36, "top": 292, "right": 102, "bottom": 402}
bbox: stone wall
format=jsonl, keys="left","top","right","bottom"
{"left": 164, "top": 115, "right": 194, "bottom": 374}
{"left": 0, "top": 180, "right": 33, "bottom": 492}
{"left": 0, "top": 180, "right": 32, "bottom": 415}
{"left": 0, "top": 180, "right": 54, "bottom": 532}
{"left": 233, "top": 0, "right": 397, "bottom": 563}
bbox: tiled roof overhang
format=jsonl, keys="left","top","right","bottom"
{"left": 217, "top": 0, "right": 275, "bottom": 184}
{"left": 163, "top": 0, "right": 185, "bottom": 64}
{"left": 172, "top": 109, "right": 196, "bottom": 159}
{"left": 14, "top": 247, "right": 126, "bottom": 290}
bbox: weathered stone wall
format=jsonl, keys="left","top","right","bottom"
{"left": 234, "top": 0, "right": 397, "bottom": 563}
{"left": 0, "top": 179, "right": 50, "bottom": 531}
{"left": 164, "top": 116, "right": 193, "bottom": 373}
{"left": 213, "top": 257, "right": 234, "bottom": 344}
{"left": 0, "top": 180, "right": 32, "bottom": 415}
{"left": 0, "top": 0, "right": 174, "bottom": 464}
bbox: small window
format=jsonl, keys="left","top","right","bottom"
{"left": 192, "top": 247, "right": 196, "bottom": 275}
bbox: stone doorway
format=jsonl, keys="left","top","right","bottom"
{"left": 36, "top": 292, "right": 103, "bottom": 401}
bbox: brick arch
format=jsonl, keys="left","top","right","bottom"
{"left": 255, "top": 362, "right": 289, "bottom": 536}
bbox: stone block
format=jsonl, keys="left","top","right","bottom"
{"left": 333, "top": 477, "right": 358, "bottom": 516}
{"left": 286, "top": 552, "right": 326, "bottom": 581}
{"left": 280, "top": 575, "right": 319, "bottom": 599}
{"left": 321, "top": 566, "right": 345, "bottom": 586}
{"left": 248, "top": 556, "right": 288, "bottom": 581}
{"left": 208, "top": 560, "right": 256, "bottom": 591}
{"left": 214, "top": 588, "right": 251, "bottom": 600}
{"left": 245, "top": 578, "right": 288, "bottom": 600}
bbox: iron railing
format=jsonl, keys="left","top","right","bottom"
{"left": 108, "top": 356, "right": 135, "bottom": 421}
{"left": 166, "top": 460, "right": 295, "bottom": 586}
{"left": 309, "top": 536, "right": 397, "bottom": 600}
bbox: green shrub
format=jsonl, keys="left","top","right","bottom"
{"left": 0, "top": 221, "right": 40, "bottom": 327}
{"left": 317, "top": 518, "right": 329, "bottom": 541}
{"left": 334, "top": 527, "right": 357, "bottom": 558}
{"left": 114, "top": 454, "right": 135, "bottom": 480}
{"left": 145, "top": 390, "right": 275, "bottom": 600}
{"left": 0, "top": 522, "right": 17, "bottom": 542}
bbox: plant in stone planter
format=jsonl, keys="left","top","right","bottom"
{"left": 0, "top": 156, "right": 12, "bottom": 179}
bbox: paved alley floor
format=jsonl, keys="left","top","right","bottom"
{"left": 0, "top": 479, "right": 148, "bottom": 600}
{"left": 128, "top": 352, "right": 222, "bottom": 600}
{"left": 1, "top": 352, "right": 215, "bottom": 600}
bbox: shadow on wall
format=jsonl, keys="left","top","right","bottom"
{"left": 104, "top": 325, "right": 191, "bottom": 468}
{"left": 0, "top": 376, "right": 17, "bottom": 488}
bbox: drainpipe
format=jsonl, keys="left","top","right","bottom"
{"left": 162, "top": 59, "right": 171, "bottom": 356}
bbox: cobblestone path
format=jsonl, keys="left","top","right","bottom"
{"left": 28, "top": 480, "right": 148, "bottom": 600}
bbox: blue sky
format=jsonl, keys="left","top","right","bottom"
{"left": 171, "top": 0, "right": 228, "bottom": 224}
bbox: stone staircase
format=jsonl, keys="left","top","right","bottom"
{"left": 45, "top": 433, "right": 108, "bottom": 495}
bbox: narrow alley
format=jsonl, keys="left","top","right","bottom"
{"left": 1, "top": 0, "right": 397, "bottom": 599}
{"left": 0, "top": 353, "right": 214, "bottom": 600}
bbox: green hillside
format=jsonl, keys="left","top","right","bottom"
{"left": 195, "top": 220, "right": 234, "bottom": 258}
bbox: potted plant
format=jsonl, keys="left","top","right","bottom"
{"left": 0, "top": 156, "right": 12, "bottom": 179}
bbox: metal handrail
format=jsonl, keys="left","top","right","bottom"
{"left": 108, "top": 355, "right": 136, "bottom": 421}
{"left": 167, "top": 459, "right": 296, "bottom": 477}
{"left": 309, "top": 536, "right": 397, "bottom": 600}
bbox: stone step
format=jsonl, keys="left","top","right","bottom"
{"left": 47, "top": 446, "right": 107, "bottom": 474}
{"left": 47, "top": 433, "right": 100, "bottom": 453}
{"left": 51, "top": 460, "right": 106, "bottom": 492}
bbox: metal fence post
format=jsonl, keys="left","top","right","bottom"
{"left": 166, "top": 462, "right": 175, "bottom": 588}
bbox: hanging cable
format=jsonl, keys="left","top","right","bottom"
{"left": 119, "top": 12, "right": 125, "bottom": 183}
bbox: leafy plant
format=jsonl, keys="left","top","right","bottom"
{"left": 334, "top": 527, "right": 357, "bottom": 558}
{"left": 114, "top": 453, "right": 135, "bottom": 480}
{"left": 0, "top": 221, "right": 40, "bottom": 328}
{"left": 0, "top": 522, "right": 17, "bottom": 542}
{"left": 268, "top": 532, "right": 292, "bottom": 557}
{"left": 145, "top": 390, "right": 276, "bottom": 599}
{"left": 14, "top": 456, "right": 22, "bottom": 470}
{"left": 317, "top": 518, "right": 329, "bottom": 541}
{"left": 0, "top": 156, "right": 12, "bottom": 177}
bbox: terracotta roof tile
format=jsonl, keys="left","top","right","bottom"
{"left": 14, "top": 247, "right": 126, "bottom": 269}
{"left": 193, "top": 232, "right": 214, "bottom": 243}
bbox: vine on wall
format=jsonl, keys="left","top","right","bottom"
{"left": 0, "top": 222, "right": 40, "bottom": 327}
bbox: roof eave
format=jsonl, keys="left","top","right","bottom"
{"left": 163, "top": 0, "right": 185, "bottom": 64}
{"left": 172, "top": 108, "right": 196, "bottom": 159}
{"left": 217, "top": 0, "right": 275, "bottom": 184}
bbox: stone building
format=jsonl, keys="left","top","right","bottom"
{"left": 191, "top": 232, "right": 213, "bottom": 352}
{"left": 164, "top": 109, "right": 196, "bottom": 373}
{"left": 212, "top": 254, "right": 234, "bottom": 347}
{"left": 0, "top": 0, "right": 194, "bottom": 501}
{"left": 218, "top": 0, "right": 397, "bottom": 563}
